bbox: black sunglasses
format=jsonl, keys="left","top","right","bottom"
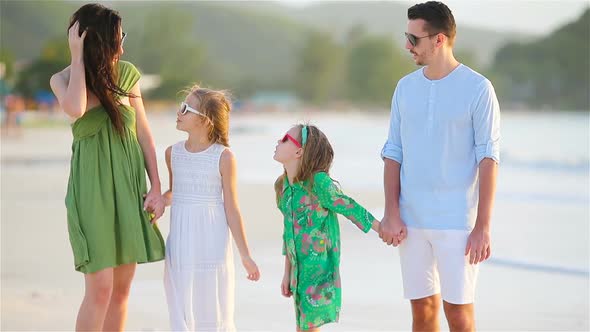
{"left": 404, "top": 32, "right": 439, "bottom": 47}
{"left": 66, "top": 30, "right": 127, "bottom": 45}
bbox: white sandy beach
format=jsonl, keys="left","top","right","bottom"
{"left": 1, "top": 111, "right": 588, "bottom": 331}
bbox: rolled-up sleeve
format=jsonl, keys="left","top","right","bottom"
{"left": 381, "top": 86, "right": 403, "bottom": 164}
{"left": 472, "top": 79, "right": 501, "bottom": 164}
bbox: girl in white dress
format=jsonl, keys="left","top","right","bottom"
{"left": 162, "top": 85, "right": 260, "bottom": 331}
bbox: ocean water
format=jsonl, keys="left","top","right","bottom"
{"left": 160, "top": 110, "right": 590, "bottom": 274}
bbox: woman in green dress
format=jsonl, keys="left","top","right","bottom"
{"left": 273, "top": 124, "right": 381, "bottom": 331}
{"left": 49, "top": 4, "right": 165, "bottom": 331}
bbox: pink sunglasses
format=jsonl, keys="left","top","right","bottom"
{"left": 280, "top": 133, "right": 301, "bottom": 148}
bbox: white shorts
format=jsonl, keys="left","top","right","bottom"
{"left": 398, "top": 227, "right": 479, "bottom": 304}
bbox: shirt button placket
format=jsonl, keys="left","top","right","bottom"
{"left": 428, "top": 82, "right": 436, "bottom": 134}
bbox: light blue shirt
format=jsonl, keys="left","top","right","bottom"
{"left": 381, "top": 64, "right": 500, "bottom": 230}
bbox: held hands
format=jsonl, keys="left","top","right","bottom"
{"left": 68, "top": 21, "right": 87, "bottom": 62}
{"left": 241, "top": 256, "right": 260, "bottom": 281}
{"left": 143, "top": 188, "right": 165, "bottom": 224}
{"left": 379, "top": 215, "right": 407, "bottom": 246}
{"left": 281, "top": 273, "right": 292, "bottom": 298}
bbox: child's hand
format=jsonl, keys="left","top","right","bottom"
{"left": 241, "top": 256, "right": 260, "bottom": 281}
{"left": 281, "top": 274, "right": 292, "bottom": 298}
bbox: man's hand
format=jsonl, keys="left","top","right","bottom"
{"left": 379, "top": 215, "right": 407, "bottom": 246}
{"left": 465, "top": 225, "right": 491, "bottom": 264}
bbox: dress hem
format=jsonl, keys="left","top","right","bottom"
{"left": 75, "top": 255, "right": 165, "bottom": 274}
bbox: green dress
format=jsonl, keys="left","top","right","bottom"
{"left": 65, "top": 61, "right": 165, "bottom": 274}
{"left": 278, "top": 171, "right": 377, "bottom": 330}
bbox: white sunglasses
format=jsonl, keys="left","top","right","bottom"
{"left": 180, "top": 102, "right": 208, "bottom": 118}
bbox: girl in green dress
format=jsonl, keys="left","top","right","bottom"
{"left": 273, "top": 124, "right": 381, "bottom": 331}
{"left": 49, "top": 4, "right": 165, "bottom": 331}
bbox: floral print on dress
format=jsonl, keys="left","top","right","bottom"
{"left": 278, "top": 171, "right": 377, "bottom": 330}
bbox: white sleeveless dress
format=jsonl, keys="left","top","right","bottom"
{"left": 164, "top": 141, "right": 236, "bottom": 332}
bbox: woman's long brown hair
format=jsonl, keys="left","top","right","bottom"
{"left": 69, "top": 3, "right": 132, "bottom": 135}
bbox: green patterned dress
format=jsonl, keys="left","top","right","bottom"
{"left": 65, "top": 61, "right": 165, "bottom": 274}
{"left": 278, "top": 171, "right": 378, "bottom": 330}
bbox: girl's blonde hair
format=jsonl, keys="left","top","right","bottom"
{"left": 185, "top": 84, "right": 231, "bottom": 147}
{"left": 274, "top": 124, "right": 335, "bottom": 203}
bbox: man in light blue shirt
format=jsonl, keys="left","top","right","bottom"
{"left": 379, "top": 2, "right": 500, "bottom": 331}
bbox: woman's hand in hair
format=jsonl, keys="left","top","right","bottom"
{"left": 68, "top": 21, "right": 87, "bottom": 63}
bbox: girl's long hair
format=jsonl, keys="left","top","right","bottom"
{"left": 185, "top": 84, "right": 232, "bottom": 147}
{"left": 274, "top": 124, "right": 334, "bottom": 204}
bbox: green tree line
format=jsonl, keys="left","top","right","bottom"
{"left": 1, "top": 2, "right": 588, "bottom": 110}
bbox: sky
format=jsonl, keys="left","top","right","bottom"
{"left": 279, "top": 0, "right": 590, "bottom": 35}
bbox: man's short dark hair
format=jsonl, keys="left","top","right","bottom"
{"left": 408, "top": 1, "right": 456, "bottom": 45}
